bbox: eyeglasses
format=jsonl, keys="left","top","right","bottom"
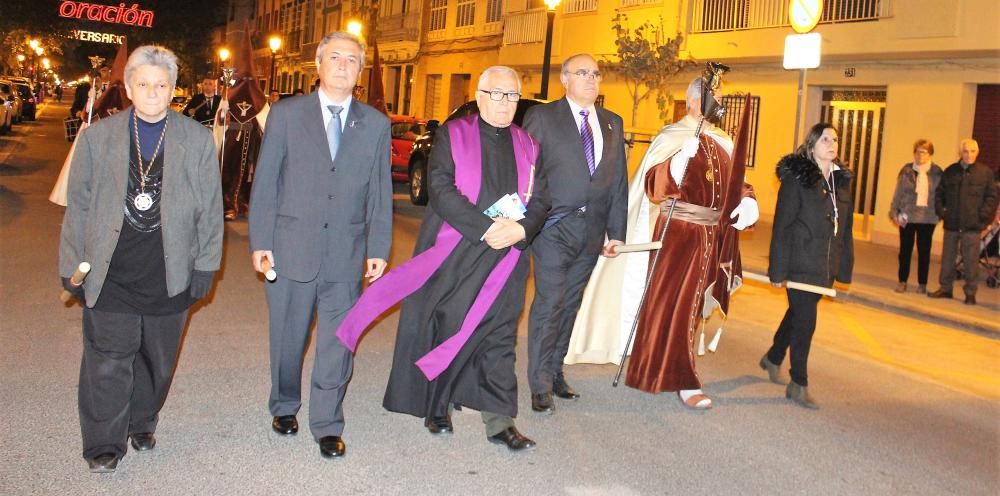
{"left": 478, "top": 89, "right": 521, "bottom": 102}
{"left": 565, "top": 69, "right": 601, "bottom": 80}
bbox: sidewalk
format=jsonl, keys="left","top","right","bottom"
{"left": 739, "top": 222, "right": 999, "bottom": 336}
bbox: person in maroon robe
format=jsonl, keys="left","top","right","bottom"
{"left": 625, "top": 77, "right": 758, "bottom": 409}
{"left": 217, "top": 29, "right": 268, "bottom": 220}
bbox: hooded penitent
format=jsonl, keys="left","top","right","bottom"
{"left": 90, "top": 41, "right": 131, "bottom": 120}
{"left": 216, "top": 24, "right": 268, "bottom": 219}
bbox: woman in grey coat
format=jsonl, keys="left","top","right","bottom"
{"left": 58, "top": 45, "right": 222, "bottom": 473}
{"left": 889, "top": 139, "right": 942, "bottom": 294}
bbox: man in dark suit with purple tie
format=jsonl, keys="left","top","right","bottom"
{"left": 523, "top": 54, "right": 628, "bottom": 414}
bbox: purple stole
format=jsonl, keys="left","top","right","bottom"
{"left": 336, "top": 115, "right": 537, "bottom": 381}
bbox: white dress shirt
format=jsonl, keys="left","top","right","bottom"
{"left": 318, "top": 89, "right": 352, "bottom": 133}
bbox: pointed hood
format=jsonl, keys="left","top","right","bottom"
{"left": 225, "top": 23, "right": 267, "bottom": 123}
{"left": 91, "top": 41, "right": 131, "bottom": 120}
{"left": 367, "top": 38, "right": 388, "bottom": 115}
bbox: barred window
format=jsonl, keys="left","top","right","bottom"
{"left": 456, "top": 0, "right": 475, "bottom": 27}
{"left": 718, "top": 94, "right": 761, "bottom": 168}
{"left": 430, "top": 0, "right": 448, "bottom": 31}
{"left": 486, "top": 0, "right": 503, "bottom": 23}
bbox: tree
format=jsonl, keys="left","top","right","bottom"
{"left": 606, "top": 12, "right": 697, "bottom": 128}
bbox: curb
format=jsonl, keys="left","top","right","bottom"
{"left": 742, "top": 264, "right": 1000, "bottom": 338}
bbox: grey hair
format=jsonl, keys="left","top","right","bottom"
{"left": 685, "top": 77, "right": 703, "bottom": 102}
{"left": 316, "top": 32, "right": 366, "bottom": 68}
{"left": 477, "top": 66, "right": 521, "bottom": 92}
{"left": 959, "top": 138, "right": 979, "bottom": 150}
{"left": 561, "top": 53, "right": 596, "bottom": 74}
{"left": 124, "top": 45, "right": 178, "bottom": 88}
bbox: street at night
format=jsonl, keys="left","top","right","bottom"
{"left": 0, "top": 100, "right": 996, "bottom": 495}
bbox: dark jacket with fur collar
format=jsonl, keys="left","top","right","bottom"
{"left": 768, "top": 153, "right": 854, "bottom": 287}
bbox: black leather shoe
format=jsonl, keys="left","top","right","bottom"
{"left": 531, "top": 393, "right": 554, "bottom": 413}
{"left": 927, "top": 289, "right": 953, "bottom": 299}
{"left": 318, "top": 436, "right": 346, "bottom": 458}
{"left": 130, "top": 432, "right": 156, "bottom": 451}
{"left": 271, "top": 415, "right": 298, "bottom": 435}
{"left": 426, "top": 415, "right": 453, "bottom": 435}
{"left": 87, "top": 453, "right": 120, "bottom": 473}
{"left": 552, "top": 377, "right": 580, "bottom": 400}
{"left": 488, "top": 427, "right": 536, "bottom": 452}
{"left": 964, "top": 295, "right": 976, "bottom": 305}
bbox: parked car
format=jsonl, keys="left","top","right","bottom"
{"left": 389, "top": 115, "right": 428, "bottom": 182}
{"left": 406, "top": 98, "right": 544, "bottom": 205}
{"left": 0, "top": 94, "right": 11, "bottom": 134}
{"left": 0, "top": 80, "right": 24, "bottom": 123}
{"left": 11, "top": 81, "right": 36, "bottom": 120}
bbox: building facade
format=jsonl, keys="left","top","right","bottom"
{"left": 227, "top": 0, "right": 1000, "bottom": 248}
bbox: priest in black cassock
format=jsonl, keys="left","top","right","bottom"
{"left": 335, "top": 66, "right": 549, "bottom": 452}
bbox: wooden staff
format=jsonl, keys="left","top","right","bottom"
{"left": 60, "top": 262, "right": 91, "bottom": 303}
{"left": 611, "top": 241, "right": 663, "bottom": 254}
{"left": 261, "top": 258, "right": 277, "bottom": 282}
{"left": 741, "top": 271, "right": 837, "bottom": 297}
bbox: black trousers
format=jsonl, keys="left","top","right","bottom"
{"left": 527, "top": 213, "right": 599, "bottom": 395}
{"left": 898, "top": 223, "right": 936, "bottom": 285}
{"left": 79, "top": 307, "right": 187, "bottom": 459}
{"left": 766, "top": 288, "right": 822, "bottom": 387}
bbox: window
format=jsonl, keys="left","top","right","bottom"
{"left": 429, "top": 0, "right": 448, "bottom": 31}
{"left": 455, "top": 0, "right": 475, "bottom": 27}
{"left": 486, "top": 0, "right": 503, "bottom": 23}
{"left": 718, "top": 94, "right": 761, "bottom": 168}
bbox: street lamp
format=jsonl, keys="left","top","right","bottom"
{"left": 42, "top": 58, "right": 50, "bottom": 70}
{"left": 17, "top": 54, "right": 26, "bottom": 77}
{"left": 539, "top": 0, "right": 560, "bottom": 100}
{"left": 347, "top": 20, "right": 363, "bottom": 38}
{"left": 268, "top": 35, "right": 282, "bottom": 93}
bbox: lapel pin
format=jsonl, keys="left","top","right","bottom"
{"left": 349, "top": 120, "right": 359, "bottom": 128}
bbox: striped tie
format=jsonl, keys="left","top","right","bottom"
{"left": 580, "top": 109, "right": 595, "bottom": 176}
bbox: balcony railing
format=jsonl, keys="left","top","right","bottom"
{"left": 502, "top": 8, "right": 548, "bottom": 45}
{"left": 565, "top": 0, "right": 598, "bottom": 14}
{"left": 692, "top": 0, "right": 891, "bottom": 33}
{"left": 376, "top": 11, "right": 421, "bottom": 42}
{"left": 620, "top": 0, "right": 660, "bottom": 8}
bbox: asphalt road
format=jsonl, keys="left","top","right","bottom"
{"left": 0, "top": 102, "right": 996, "bottom": 496}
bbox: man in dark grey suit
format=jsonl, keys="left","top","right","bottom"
{"left": 524, "top": 53, "right": 628, "bottom": 414}
{"left": 249, "top": 31, "right": 392, "bottom": 459}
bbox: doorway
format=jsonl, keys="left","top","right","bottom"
{"left": 820, "top": 89, "right": 887, "bottom": 241}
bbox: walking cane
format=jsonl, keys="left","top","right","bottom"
{"left": 613, "top": 198, "right": 677, "bottom": 387}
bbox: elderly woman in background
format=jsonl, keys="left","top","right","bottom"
{"left": 762, "top": 123, "right": 854, "bottom": 410}
{"left": 58, "top": 45, "right": 222, "bottom": 473}
{"left": 889, "top": 139, "right": 942, "bottom": 294}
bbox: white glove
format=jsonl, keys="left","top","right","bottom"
{"left": 669, "top": 137, "right": 701, "bottom": 185}
{"left": 729, "top": 197, "right": 759, "bottom": 230}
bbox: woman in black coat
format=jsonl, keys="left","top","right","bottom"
{"left": 759, "top": 123, "right": 854, "bottom": 409}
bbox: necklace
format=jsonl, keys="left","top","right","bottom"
{"left": 132, "top": 111, "right": 168, "bottom": 211}
{"left": 822, "top": 169, "right": 839, "bottom": 237}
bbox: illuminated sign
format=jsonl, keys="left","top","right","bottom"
{"left": 788, "top": 0, "right": 822, "bottom": 33}
{"left": 70, "top": 30, "right": 126, "bottom": 44}
{"left": 59, "top": 1, "right": 154, "bottom": 28}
